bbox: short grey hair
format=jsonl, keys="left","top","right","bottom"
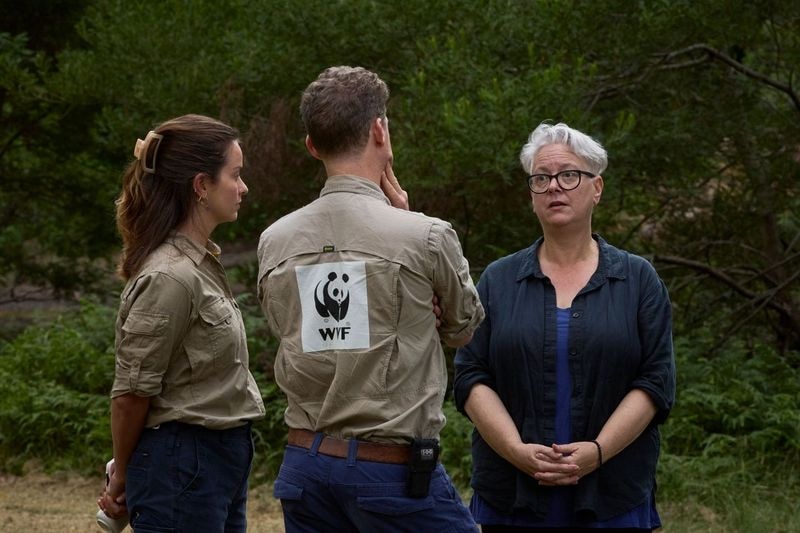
{"left": 519, "top": 122, "right": 608, "bottom": 175}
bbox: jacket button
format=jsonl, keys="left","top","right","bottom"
{"left": 572, "top": 312, "right": 581, "bottom": 318}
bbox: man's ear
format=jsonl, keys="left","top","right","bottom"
{"left": 372, "top": 117, "right": 387, "bottom": 146}
{"left": 305, "top": 135, "right": 323, "bottom": 160}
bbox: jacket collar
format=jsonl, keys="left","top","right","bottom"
{"left": 168, "top": 232, "right": 221, "bottom": 266}
{"left": 515, "top": 234, "right": 626, "bottom": 282}
{"left": 319, "top": 175, "right": 390, "bottom": 205}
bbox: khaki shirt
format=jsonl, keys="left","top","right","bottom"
{"left": 112, "top": 234, "right": 265, "bottom": 429}
{"left": 257, "top": 175, "right": 484, "bottom": 443}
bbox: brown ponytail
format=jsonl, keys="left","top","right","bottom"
{"left": 115, "top": 114, "right": 238, "bottom": 280}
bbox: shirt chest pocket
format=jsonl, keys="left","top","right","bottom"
{"left": 183, "top": 297, "right": 241, "bottom": 379}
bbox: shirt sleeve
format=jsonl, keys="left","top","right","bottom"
{"left": 429, "top": 222, "right": 485, "bottom": 343}
{"left": 630, "top": 262, "right": 676, "bottom": 425}
{"left": 256, "top": 229, "right": 283, "bottom": 338}
{"left": 257, "top": 272, "right": 283, "bottom": 339}
{"left": 111, "top": 272, "right": 193, "bottom": 398}
{"left": 453, "top": 271, "right": 496, "bottom": 416}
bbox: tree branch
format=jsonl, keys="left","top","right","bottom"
{"left": 589, "top": 43, "right": 800, "bottom": 114}
{"left": 710, "top": 268, "right": 800, "bottom": 354}
{"left": 656, "top": 57, "right": 708, "bottom": 71}
{"left": 653, "top": 254, "right": 794, "bottom": 320}
{"left": 661, "top": 43, "right": 800, "bottom": 113}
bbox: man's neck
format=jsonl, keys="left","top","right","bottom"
{"left": 313, "top": 120, "right": 391, "bottom": 185}
{"left": 323, "top": 154, "right": 383, "bottom": 186}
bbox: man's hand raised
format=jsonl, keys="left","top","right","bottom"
{"left": 380, "top": 160, "right": 409, "bottom": 210}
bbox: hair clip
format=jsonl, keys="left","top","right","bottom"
{"left": 133, "top": 130, "right": 164, "bottom": 174}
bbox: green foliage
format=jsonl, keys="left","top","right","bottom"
{"left": 6, "top": 0, "right": 800, "bottom": 351}
{"left": 0, "top": 30, "right": 118, "bottom": 294}
{"left": 657, "top": 330, "right": 800, "bottom": 528}
{"left": 0, "top": 302, "right": 116, "bottom": 394}
{"left": 440, "top": 398, "right": 474, "bottom": 491}
{"left": 0, "top": 302, "right": 115, "bottom": 473}
{"left": 249, "top": 377, "right": 289, "bottom": 484}
{"left": 664, "top": 332, "right": 800, "bottom": 464}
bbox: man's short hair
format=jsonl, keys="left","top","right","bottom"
{"left": 300, "top": 66, "right": 389, "bottom": 157}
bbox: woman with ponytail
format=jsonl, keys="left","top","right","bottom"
{"left": 98, "top": 114, "right": 265, "bottom": 532}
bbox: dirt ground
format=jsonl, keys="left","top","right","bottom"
{"left": 0, "top": 472, "right": 285, "bottom": 532}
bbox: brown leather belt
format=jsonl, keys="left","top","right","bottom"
{"left": 287, "top": 428, "right": 412, "bottom": 465}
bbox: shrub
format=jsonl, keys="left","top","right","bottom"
{"left": 659, "top": 329, "right": 800, "bottom": 505}
{"left": 0, "top": 301, "right": 115, "bottom": 473}
{"left": 440, "top": 397, "right": 474, "bottom": 491}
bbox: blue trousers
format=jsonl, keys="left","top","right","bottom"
{"left": 125, "top": 421, "right": 253, "bottom": 532}
{"left": 273, "top": 436, "right": 478, "bottom": 532}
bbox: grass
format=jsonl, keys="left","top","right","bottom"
{"left": 649, "top": 452, "right": 800, "bottom": 532}
{"left": 659, "top": 492, "right": 800, "bottom": 532}
{"left": 0, "top": 467, "right": 793, "bottom": 533}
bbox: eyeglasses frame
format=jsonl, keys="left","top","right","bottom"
{"left": 526, "top": 169, "right": 596, "bottom": 194}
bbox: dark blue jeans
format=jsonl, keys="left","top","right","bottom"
{"left": 273, "top": 437, "right": 478, "bottom": 532}
{"left": 125, "top": 421, "right": 253, "bottom": 532}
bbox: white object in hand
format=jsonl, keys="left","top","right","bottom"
{"left": 96, "top": 459, "right": 129, "bottom": 532}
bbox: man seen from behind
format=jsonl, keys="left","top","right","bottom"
{"left": 257, "top": 65, "right": 484, "bottom": 532}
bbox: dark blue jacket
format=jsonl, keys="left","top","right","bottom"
{"left": 454, "top": 235, "right": 676, "bottom": 521}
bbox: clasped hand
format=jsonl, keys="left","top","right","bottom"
{"left": 97, "top": 463, "right": 128, "bottom": 519}
{"left": 513, "top": 441, "right": 600, "bottom": 486}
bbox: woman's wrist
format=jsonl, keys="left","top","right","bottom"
{"left": 590, "top": 439, "right": 603, "bottom": 468}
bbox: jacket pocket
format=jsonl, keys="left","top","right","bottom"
{"left": 119, "top": 312, "right": 171, "bottom": 391}
{"left": 184, "top": 297, "right": 238, "bottom": 379}
{"left": 122, "top": 311, "right": 169, "bottom": 336}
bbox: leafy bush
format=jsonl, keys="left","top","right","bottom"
{"left": 659, "top": 329, "right": 800, "bottom": 507}
{"left": 0, "top": 301, "right": 115, "bottom": 473}
{"left": 0, "top": 302, "right": 116, "bottom": 394}
{"left": 440, "top": 397, "right": 474, "bottom": 491}
{"left": 249, "top": 377, "right": 289, "bottom": 484}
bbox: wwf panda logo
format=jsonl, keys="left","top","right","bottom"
{"left": 295, "top": 261, "right": 368, "bottom": 351}
{"left": 314, "top": 272, "right": 350, "bottom": 321}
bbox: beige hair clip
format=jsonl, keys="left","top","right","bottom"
{"left": 133, "top": 130, "right": 164, "bottom": 174}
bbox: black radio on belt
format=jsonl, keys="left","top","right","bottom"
{"left": 407, "top": 438, "right": 440, "bottom": 498}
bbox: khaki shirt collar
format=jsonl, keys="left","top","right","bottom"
{"left": 320, "top": 175, "right": 389, "bottom": 205}
{"left": 168, "top": 232, "right": 221, "bottom": 265}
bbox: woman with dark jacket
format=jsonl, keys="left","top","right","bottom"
{"left": 454, "top": 122, "right": 675, "bottom": 531}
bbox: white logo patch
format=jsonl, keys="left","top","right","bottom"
{"left": 295, "top": 261, "right": 370, "bottom": 352}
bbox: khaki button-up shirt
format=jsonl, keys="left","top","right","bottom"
{"left": 257, "top": 175, "right": 484, "bottom": 443}
{"left": 112, "top": 234, "right": 265, "bottom": 429}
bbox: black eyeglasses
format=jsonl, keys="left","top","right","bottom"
{"left": 527, "top": 169, "right": 596, "bottom": 194}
